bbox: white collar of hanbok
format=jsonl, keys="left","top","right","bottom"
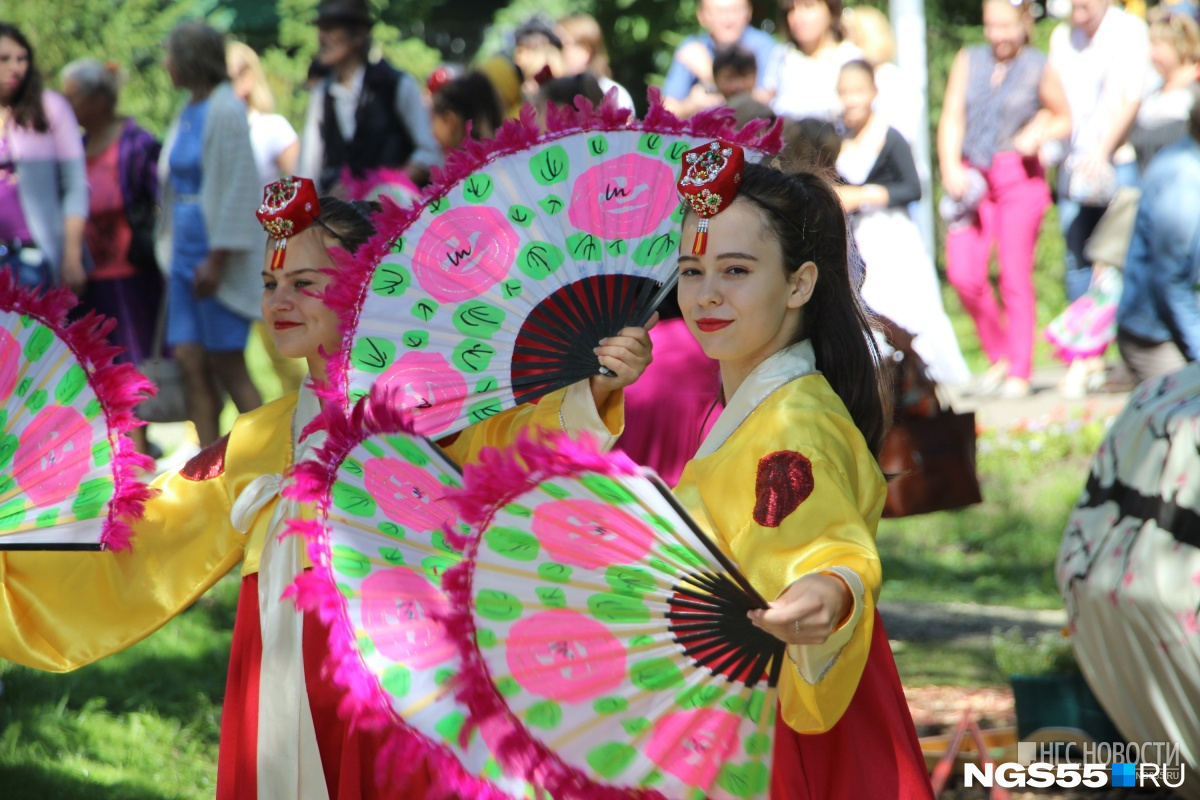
{"left": 695, "top": 339, "right": 818, "bottom": 458}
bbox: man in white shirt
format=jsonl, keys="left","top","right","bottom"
{"left": 1048, "top": 0, "right": 1150, "bottom": 302}
{"left": 662, "top": 0, "right": 779, "bottom": 118}
{"left": 297, "top": 0, "right": 442, "bottom": 194}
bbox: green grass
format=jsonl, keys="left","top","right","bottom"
{"left": 891, "top": 640, "right": 1008, "bottom": 687}
{"left": 0, "top": 575, "right": 240, "bottom": 799}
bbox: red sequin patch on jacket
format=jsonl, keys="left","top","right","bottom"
{"left": 753, "top": 450, "right": 814, "bottom": 527}
{"left": 180, "top": 435, "right": 230, "bottom": 481}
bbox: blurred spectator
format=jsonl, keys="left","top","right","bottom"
{"left": 297, "top": 0, "right": 441, "bottom": 192}
{"left": 158, "top": 21, "right": 263, "bottom": 445}
{"left": 227, "top": 42, "right": 300, "bottom": 191}
{"left": 662, "top": 0, "right": 778, "bottom": 118}
{"left": 1049, "top": 0, "right": 1151, "bottom": 303}
{"left": 557, "top": 13, "right": 636, "bottom": 110}
{"left": 305, "top": 57, "right": 331, "bottom": 92}
{"left": 836, "top": 60, "right": 970, "bottom": 386}
{"left": 779, "top": 116, "right": 842, "bottom": 171}
{"left": 60, "top": 59, "right": 162, "bottom": 455}
{"left": 1128, "top": 7, "right": 1200, "bottom": 173}
{"left": 842, "top": 6, "right": 923, "bottom": 148}
{"left": 535, "top": 72, "right": 604, "bottom": 127}
{"left": 0, "top": 23, "right": 88, "bottom": 294}
{"left": 478, "top": 54, "right": 524, "bottom": 119}
{"left": 725, "top": 93, "right": 776, "bottom": 127}
{"left": 425, "top": 63, "right": 462, "bottom": 97}
{"left": 939, "top": 0, "right": 1072, "bottom": 398}
{"left": 227, "top": 41, "right": 308, "bottom": 397}
{"left": 763, "top": 0, "right": 861, "bottom": 122}
{"left": 1115, "top": 87, "right": 1200, "bottom": 383}
{"left": 712, "top": 44, "right": 758, "bottom": 99}
{"left": 512, "top": 15, "right": 565, "bottom": 99}
{"left": 1058, "top": 361, "right": 1200, "bottom": 787}
{"left": 711, "top": 44, "right": 774, "bottom": 126}
{"left": 431, "top": 71, "right": 503, "bottom": 152}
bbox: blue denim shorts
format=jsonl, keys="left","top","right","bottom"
{"left": 166, "top": 270, "right": 251, "bottom": 353}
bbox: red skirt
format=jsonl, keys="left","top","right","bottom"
{"left": 771, "top": 611, "right": 934, "bottom": 800}
{"left": 217, "top": 573, "right": 433, "bottom": 799}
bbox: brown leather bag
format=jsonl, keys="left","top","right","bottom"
{"left": 879, "top": 407, "right": 983, "bottom": 517}
{"left": 876, "top": 317, "right": 983, "bottom": 518}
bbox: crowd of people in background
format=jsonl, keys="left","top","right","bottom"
{"left": 2, "top": 0, "right": 1199, "bottom": 454}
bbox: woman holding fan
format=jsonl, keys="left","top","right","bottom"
{"left": 0, "top": 176, "right": 651, "bottom": 799}
{"left": 672, "top": 142, "right": 932, "bottom": 797}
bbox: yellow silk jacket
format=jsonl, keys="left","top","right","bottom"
{"left": 673, "top": 343, "right": 886, "bottom": 736}
{"left": 0, "top": 384, "right": 623, "bottom": 673}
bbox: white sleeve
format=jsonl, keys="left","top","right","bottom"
{"left": 296, "top": 88, "right": 325, "bottom": 181}
{"left": 787, "top": 566, "right": 866, "bottom": 684}
{"left": 1106, "top": 17, "right": 1152, "bottom": 104}
{"left": 394, "top": 73, "right": 443, "bottom": 170}
{"left": 558, "top": 381, "right": 618, "bottom": 450}
{"left": 262, "top": 114, "right": 299, "bottom": 159}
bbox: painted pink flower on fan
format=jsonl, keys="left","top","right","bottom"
{"left": 361, "top": 566, "right": 455, "bottom": 668}
{"left": 568, "top": 154, "right": 676, "bottom": 241}
{"left": 377, "top": 352, "right": 468, "bottom": 436}
{"left": 507, "top": 609, "right": 626, "bottom": 702}
{"left": 413, "top": 207, "right": 518, "bottom": 303}
{"left": 645, "top": 708, "right": 741, "bottom": 788}
{"left": 0, "top": 329, "right": 18, "bottom": 402}
{"left": 364, "top": 457, "right": 454, "bottom": 532}
{"left": 13, "top": 406, "right": 92, "bottom": 507}
{"left": 532, "top": 499, "right": 652, "bottom": 569}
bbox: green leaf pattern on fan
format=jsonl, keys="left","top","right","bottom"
{"left": 0, "top": 310, "right": 119, "bottom": 548}
{"left": 349, "top": 130, "right": 690, "bottom": 439}
{"left": 320, "top": 429, "right": 536, "bottom": 796}
{"left": 469, "top": 469, "right": 779, "bottom": 800}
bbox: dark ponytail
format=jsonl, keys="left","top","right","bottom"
{"left": 733, "top": 162, "right": 892, "bottom": 455}
{"left": 315, "top": 196, "right": 380, "bottom": 254}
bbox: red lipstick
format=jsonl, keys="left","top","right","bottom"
{"left": 273, "top": 321, "right": 300, "bottom": 330}
{"left": 695, "top": 318, "right": 732, "bottom": 332}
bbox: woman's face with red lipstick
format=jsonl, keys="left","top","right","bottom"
{"left": 261, "top": 227, "right": 342, "bottom": 363}
{"left": 677, "top": 200, "right": 812, "bottom": 374}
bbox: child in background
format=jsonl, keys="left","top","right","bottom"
{"left": 430, "top": 71, "right": 504, "bottom": 153}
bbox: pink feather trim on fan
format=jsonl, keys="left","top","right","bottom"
{"left": 319, "top": 88, "right": 784, "bottom": 402}
{"left": 440, "top": 433, "right": 666, "bottom": 800}
{"left": 282, "top": 386, "right": 523, "bottom": 799}
{"left": 0, "top": 269, "right": 156, "bottom": 551}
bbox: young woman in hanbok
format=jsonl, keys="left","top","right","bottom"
{"left": 673, "top": 142, "right": 934, "bottom": 798}
{"left": 0, "top": 177, "right": 652, "bottom": 800}
{"left": 834, "top": 59, "right": 970, "bottom": 387}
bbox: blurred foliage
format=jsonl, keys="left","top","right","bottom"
{"left": 992, "top": 626, "right": 1079, "bottom": 676}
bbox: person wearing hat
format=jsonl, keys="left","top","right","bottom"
{"left": 296, "top": 0, "right": 442, "bottom": 194}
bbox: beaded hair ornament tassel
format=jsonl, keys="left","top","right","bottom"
{"left": 257, "top": 176, "right": 321, "bottom": 270}
{"left": 676, "top": 140, "right": 745, "bottom": 255}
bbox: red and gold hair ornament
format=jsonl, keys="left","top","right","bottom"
{"left": 677, "top": 140, "right": 745, "bottom": 255}
{"left": 257, "top": 176, "right": 321, "bottom": 270}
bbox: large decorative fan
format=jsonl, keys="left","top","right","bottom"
{"left": 285, "top": 389, "right": 541, "bottom": 798}
{"left": 0, "top": 269, "right": 153, "bottom": 550}
{"left": 324, "top": 94, "right": 781, "bottom": 438}
{"left": 442, "top": 432, "right": 784, "bottom": 800}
